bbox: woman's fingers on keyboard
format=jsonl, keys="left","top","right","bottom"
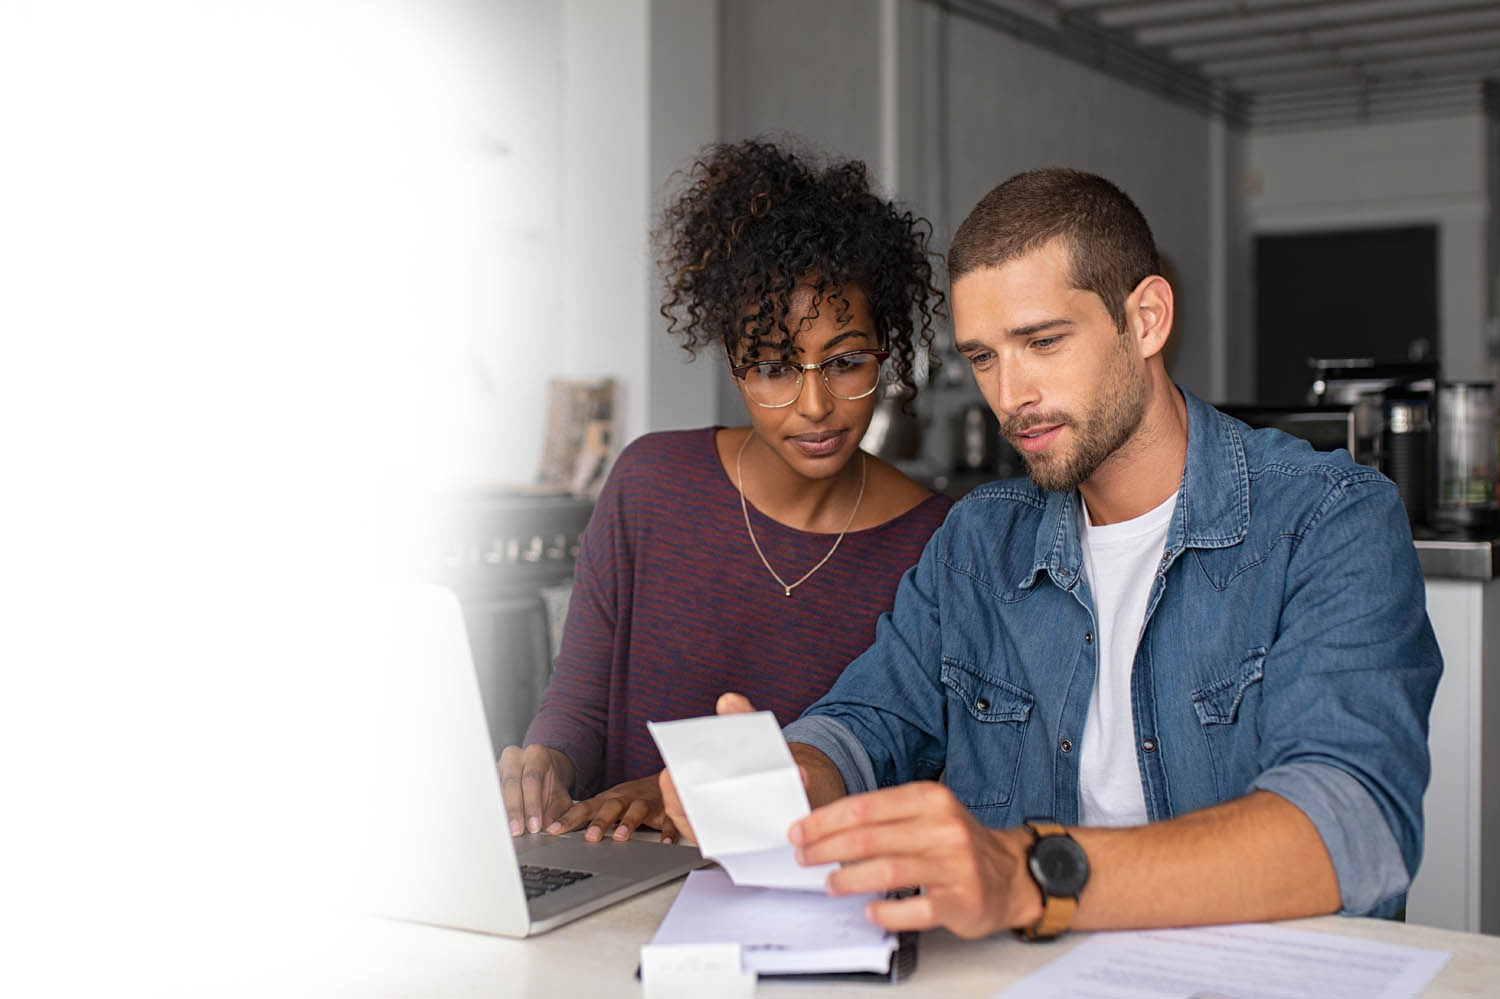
{"left": 497, "top": 745, "right": 527, "bottom": 836}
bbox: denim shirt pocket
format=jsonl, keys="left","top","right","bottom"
{"left": 938, "top": 658, "right": 1034, "bottom": 812}
{"left": 1189, "top": 647, "right": 1267, "bottom": 796}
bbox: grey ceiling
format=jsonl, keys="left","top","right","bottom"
{"left": 954, "top": 0, "right": 1500, "bottom": 129}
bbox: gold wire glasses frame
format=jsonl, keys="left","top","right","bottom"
{"left": 729, "top": 348, "right": 891, "bottom": 409}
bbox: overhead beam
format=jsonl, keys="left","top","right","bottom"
{"left": 1198, "top": 29, "right": 1500, "bottom": 78}
{"left": 1230, "top": 48, "right": 1500, "bottom": 92}
{"left": 1129, "top": 1, "right": 1491, "bottom": 45}
{"left": 1167, "top": 6, "right": 1500, "bottom": 62}
{"left": 930, "top": 0, "right": 1248, "bottom": 121}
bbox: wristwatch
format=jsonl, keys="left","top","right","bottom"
{"left": 1018, "top": 819, "right": 1089, "bottom": 940}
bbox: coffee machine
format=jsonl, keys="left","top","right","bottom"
{"left": 1224, "top": 358, "right": 1440, "bottom": 527}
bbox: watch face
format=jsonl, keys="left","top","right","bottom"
{"left": 1029, "top": 835, "right": 1089, "bottom": 896}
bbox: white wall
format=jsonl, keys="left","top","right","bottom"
{"left": 4, "top": 0, "right": 576, "bottom": 986}
{"left": 713, "top": 1, "right": 1239, "bottom": 437}
{"left": 940, "top": 15, "right": 1223, "bottom": 402}
{"left": 560, "top": 0, "right": 720, "bottom": 453}
{"left": 648, "top": 0, "right": 721, "bottom": 434}
{"left": 1217, "top": 120, "right": 1256, "bottom": 403}
{"left": 466, "top": 0, "right": 719, "bottom": 480}
{"left": 713, "top": 0, "right": 887, "bottom": 427}
{"left": 464, "top": 0, "right": 564, "bottom": 485}
{"left": 1246, "top": 114, "right": 1491, "bottom": 385}
{"left": 560, "top": 0, "right": 652, "bottom": 448}
{"left": 719, "top": 0, "right": 884, "bottom": 173}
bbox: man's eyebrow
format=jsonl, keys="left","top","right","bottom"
{"left": 1007, "top": 318, "right": 1074, "bottom": 338}
{"left": 954, "top": 319, "right": 1074, "bottom": 354}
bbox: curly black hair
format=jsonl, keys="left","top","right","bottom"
{"left": 655, "top": 139, "right": 943, "bottom": 408}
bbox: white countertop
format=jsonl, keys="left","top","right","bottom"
{"left": 302, "top": 880, "right": 1500, "bottom": 998}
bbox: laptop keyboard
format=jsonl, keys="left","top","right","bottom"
{"left": 520, "top": 864, "right": 594, "bottom": 901}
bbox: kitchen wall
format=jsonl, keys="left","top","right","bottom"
{"left": 647, "top": 0, "right": 722, "bottom": 435}
{"left": 561, "top": 0, "right": 721, "bottom": 465}
{"left": 1491, "top": 111, "right": 1500, "bottom": 340}
{"left": 712, "top": 0, "right": 1249, "bottom": 460}
{"left": 475, "top": 0, "right": 720, "bottom": 487}
{"left": 492, "top": 1, "right": 1493, "bottom": 471}
{"left": 8, "top": 0, "right": 583, "bottom": 979}
{"left": 1245, "top": 113, "right": 1493, "bottom": 390}
{"left": 718, "top": 0, "right": 885, "bottom": 175}
{"left": 470, "top": 0, "right": 564, "bottom": 485}
{"left": 933, "top": 7, "right": 1238, "bottom": 406}
{"left": 713, "top": 0, "right": 886, "bottom": 428}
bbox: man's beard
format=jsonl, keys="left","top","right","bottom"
{"left": 1004, "top": 343, "right": 1147, "bottom": 494}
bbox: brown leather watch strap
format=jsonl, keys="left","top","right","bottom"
{"left": 1023, "top": 893, "right": 1077, "bottom": 940}
{"left": 1020, "top": 820, "right": 1079, "bottom": 941}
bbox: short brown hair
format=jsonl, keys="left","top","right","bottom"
{"left": 947, "top": 168, "right": 1158, "bottom": 332}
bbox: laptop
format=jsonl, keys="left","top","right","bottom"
{"left": 357, "top": 583, "right": 706, "bottom": 937}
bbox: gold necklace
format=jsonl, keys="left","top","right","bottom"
{"left": 736, "top": 431, "right": 867, "bottom": 597}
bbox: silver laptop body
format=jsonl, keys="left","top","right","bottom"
{"left": 360, "top": 584, "right": 704, "bottom": 937}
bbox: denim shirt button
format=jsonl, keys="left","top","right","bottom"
{"left": 1084, "top": 631, "right": 1094, "bottom": 644}
{"left": 1060, "top": 738, "right": 1073, "bottom": 753}
{"left": 1142, "top": 738, "right": 1157, "bottom": 753}
{"left": 975, "top": 698, "right": 990, "bottom": 712}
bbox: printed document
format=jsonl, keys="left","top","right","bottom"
{"left": 649, "top": 868, "right": 894, "bottom": 975}
{"left": 648, "top": 711, "right": 835, "bottom": 890}
{"left": 994, "top": 922, "right": 1450, "bottom": 999}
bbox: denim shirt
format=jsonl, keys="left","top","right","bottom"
{"left": 784, "top": 387, "right": 1442, "bottom": 917}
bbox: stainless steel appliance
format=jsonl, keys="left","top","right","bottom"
{"left": 1383, "top": 392, "right": 1432, "bottom": 527}
{"left": 1434, "top": 382, "right": 1499, "bottom": 530}
{"left": 929, "top": 401, "right": 1021, "bottom": 498}
{"left": 952, "top": 402, "right": 1001, "bottom": 475}
{"left": 862, "top": 382, "right": 924, "bottom": 462}
{"left": 1308, "top": 357, "right": 1436, "bottom": 406}
{"left": 420, "top": 489, "right": 594, "bottom": 754}
{"left": 1219, "top": 404, "right": 1363, "bottom": 463}
{"left": 1295, "top": 357, "right": 1440, "bottom": 527}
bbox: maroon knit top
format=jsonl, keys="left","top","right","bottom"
{"left": 523, "top": 428, "right": 953, "bottom": 798}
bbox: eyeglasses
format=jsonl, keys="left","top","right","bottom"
{"left": 730, "top": 349, "right": 890, "bottom": 409}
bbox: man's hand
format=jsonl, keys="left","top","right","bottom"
{"left": 544, "top": 774, "right": 680, "bottom": 844}
{"left": 658, "top": 691, "right": 756, "bottom": 842}
{"left": 789, "top": 781, "right": 1040, "bottom": 938}
{"left": 497, "top": 744, "right": 574, "bottom": 836}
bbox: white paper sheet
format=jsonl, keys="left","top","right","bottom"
{"left": 649, "top": 868, "right": 895, "bottom": 975}
{"left": 648, "top": 711, "right": 837, "bottom": 890}
{"left": 994, "top": 922, "right": 1451, "bottom": 999}
{"left": 640, "top": 941, "right": 756, "bottom": 999}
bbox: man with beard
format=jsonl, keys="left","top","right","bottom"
{"left": 661, "top": 168, "right": 1441, "bottom": 939}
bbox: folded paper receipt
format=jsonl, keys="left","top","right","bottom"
{"left": 647, "top": 711, "right": 837, "bottom": 891}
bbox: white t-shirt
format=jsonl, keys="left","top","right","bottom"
{"left": 1077, "top": 489, "right": 1177, "bottom": 828}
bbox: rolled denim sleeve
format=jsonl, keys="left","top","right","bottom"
{"left": 1256, "top": 473, "right": 1442, "bottom": 916}
{"left": 781, "top": 715, "right": 878, "bottom": 796}
{"left": 1251, "top": 762, "right": 1410, "bottom": 917}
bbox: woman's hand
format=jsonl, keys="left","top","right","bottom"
{"left": 498, "top": 744, "right": 575, "bottom": 836}
{"left": 546, "top": 774, "right": 681, "bottom": 843}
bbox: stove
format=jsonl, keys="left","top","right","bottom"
{"left": 418, "top": 489, "right": 595, "bottom": 753}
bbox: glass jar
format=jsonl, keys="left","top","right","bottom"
{"left": 1434, "top": 382, "right": 1498, "bottom": 529}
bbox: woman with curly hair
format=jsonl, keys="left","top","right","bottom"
{"left": 500, "top": 139, "right": 952, "bottom": 844}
